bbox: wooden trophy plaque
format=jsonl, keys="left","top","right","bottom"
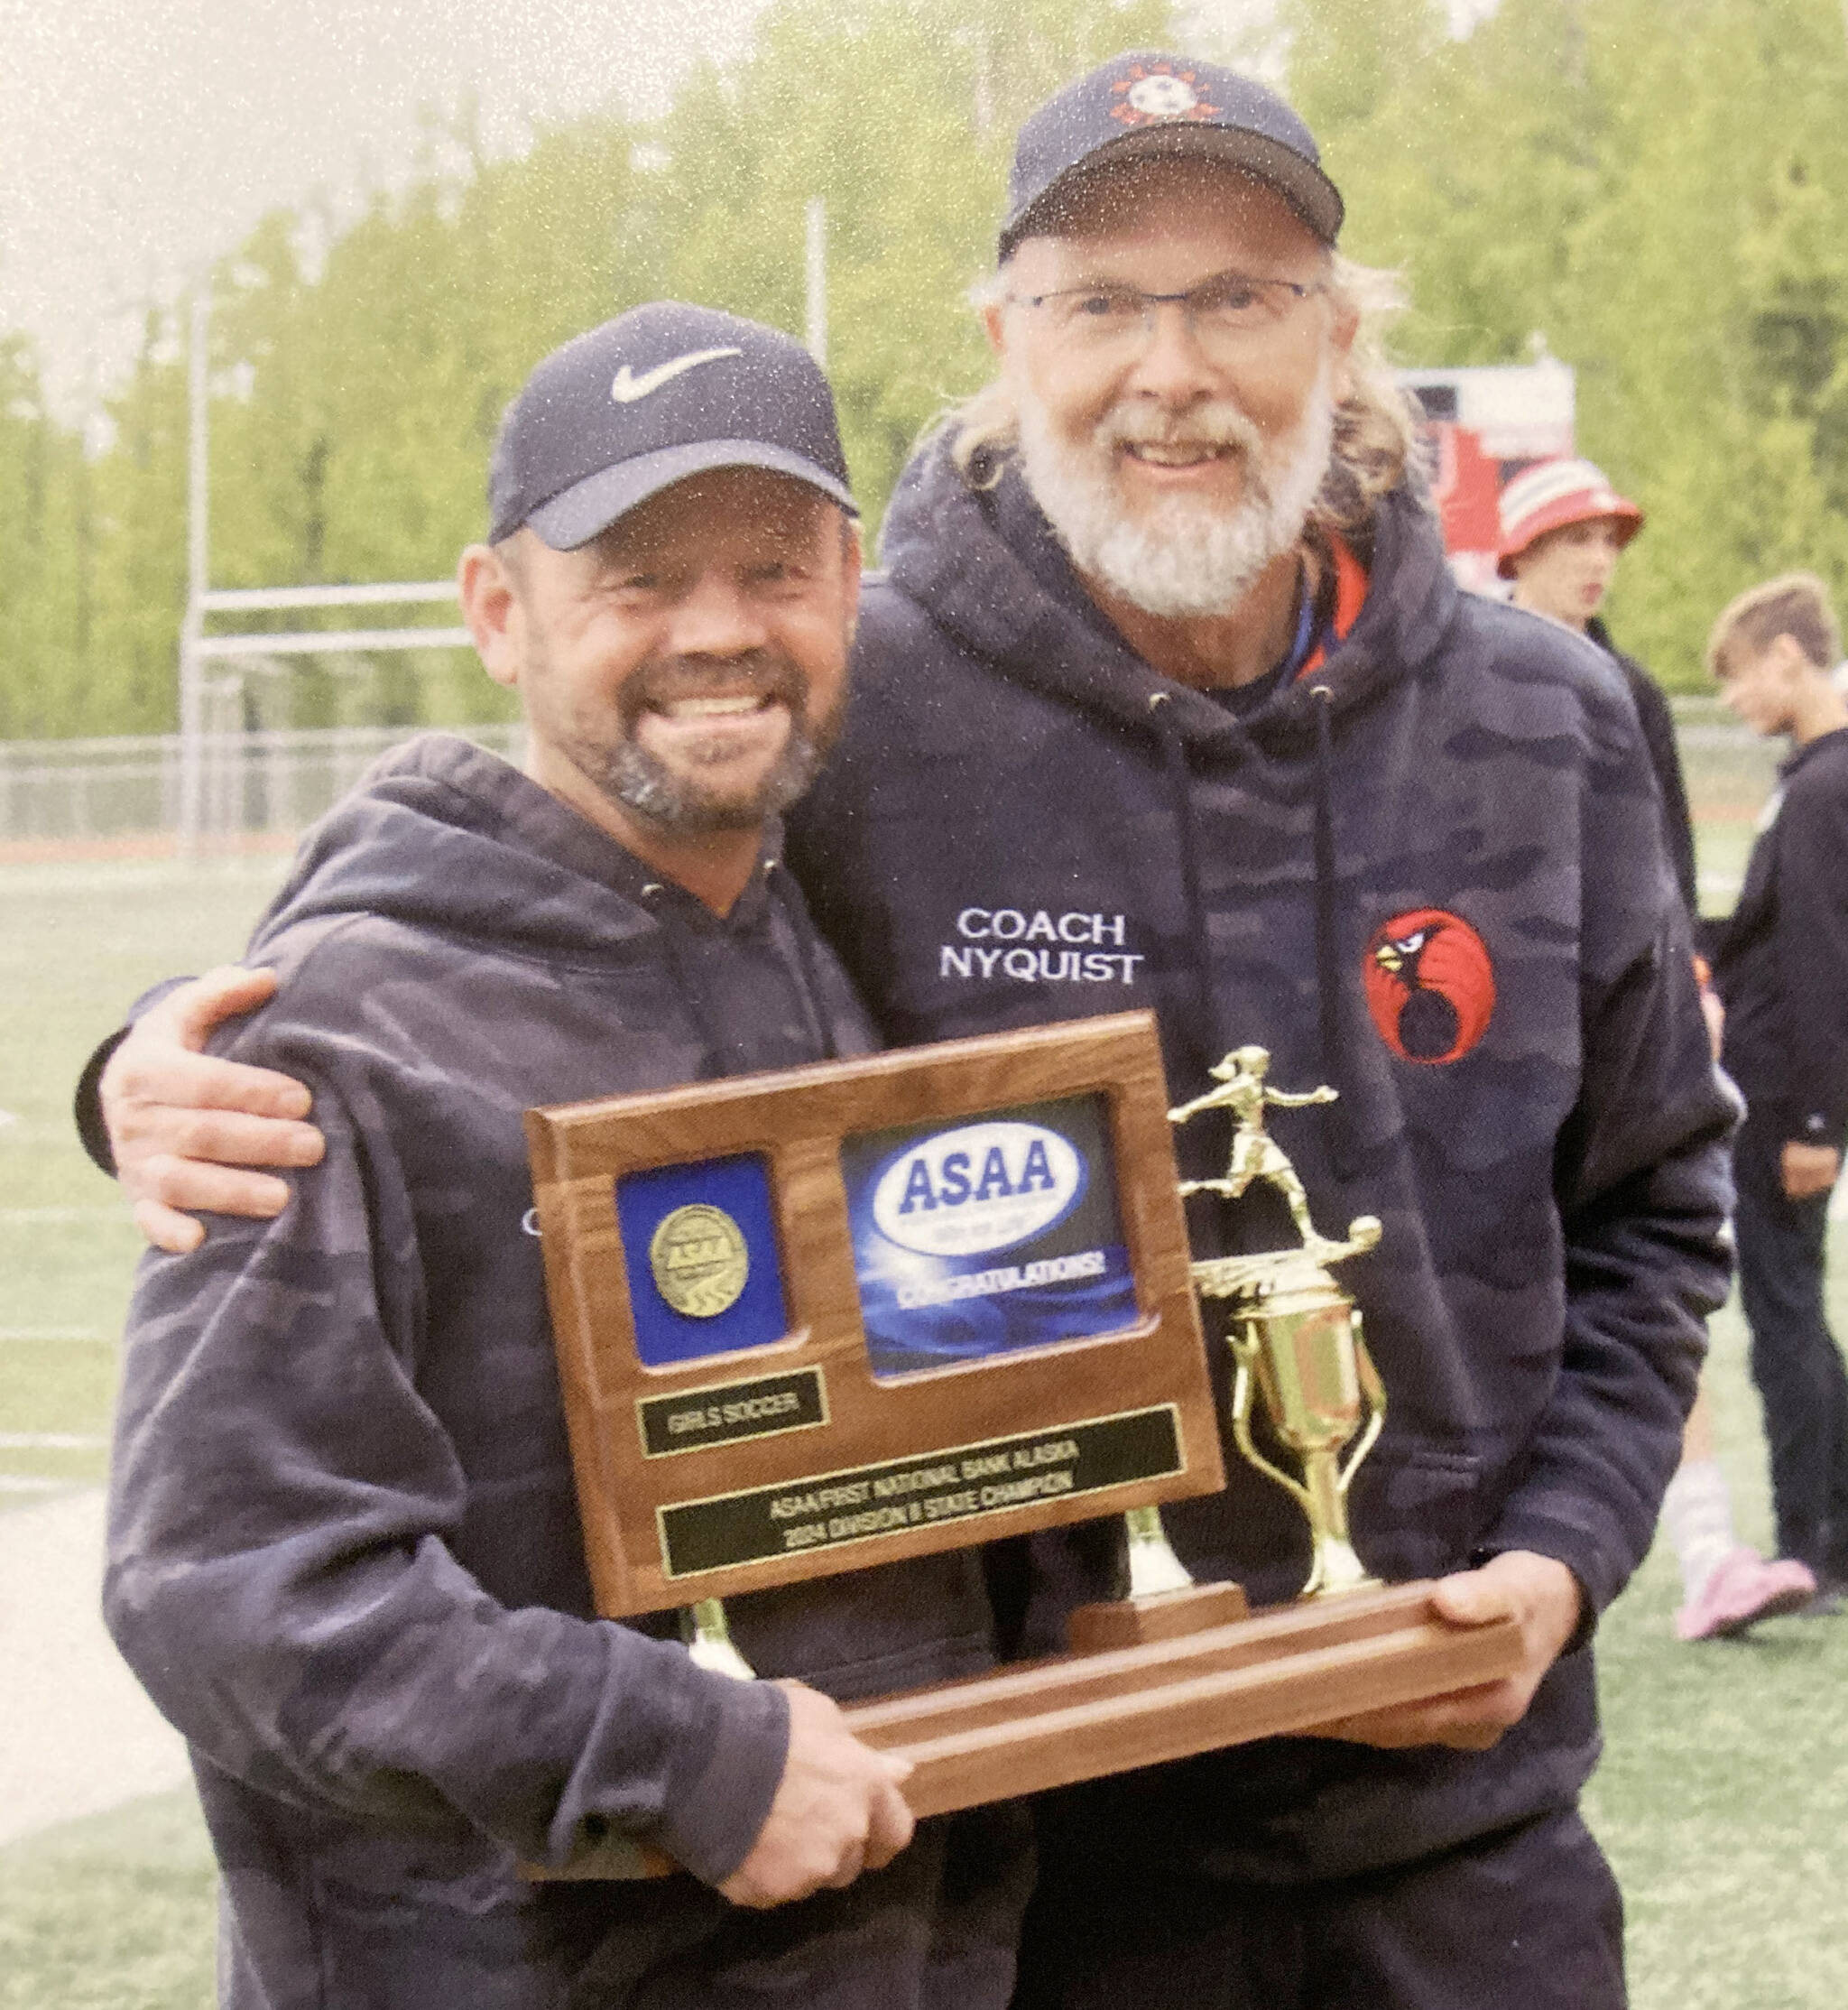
{"left": 525, "top": 1014, "right": 1222, "bottom": 1617}
{"left": 524, "top": 1011, "right": 1522, "bottom": 1856}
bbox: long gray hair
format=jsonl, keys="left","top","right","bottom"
{"left": 944, "top": 255, "right": 1421, "bottom": 535}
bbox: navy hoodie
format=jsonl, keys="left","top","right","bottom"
{"left": 786, "top": 437, "right": 1735, "bottom": 1879}
{"left": 104, "top": 736, "right": 1024, "bottom": 2008}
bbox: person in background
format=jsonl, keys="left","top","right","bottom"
{"left": 1500, "top": 459, "right": 1817, "bottom": 1640}
{"left": 1705, "top": 572, "right": 1848, "bottom": 1611}
{"left": 1498, "top": 457, "right": 1694, "bottom": 908}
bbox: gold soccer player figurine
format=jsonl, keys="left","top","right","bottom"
{"left": 1176, "top": 1049, "right": 1386, "bottom": 1598}
{"left": 1168, "top": 1043, "right": 1336, "bottom": 1246}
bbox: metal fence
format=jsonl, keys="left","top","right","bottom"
{"left": 1670, "top": 697, "right": 1781, "bottom": 828}
{"left": 0, "top": 724, "right": 526, "bottom": 852}
{"left": 0, "top": 705, "right": 1777, "bottom": 857}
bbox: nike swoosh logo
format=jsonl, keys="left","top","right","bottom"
{"left": 610, "top": 347, "right": 743, "bottom": 403}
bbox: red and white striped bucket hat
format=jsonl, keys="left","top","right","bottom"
{"left": 1496, "top": 458, "right": 1643, "bottom": 578}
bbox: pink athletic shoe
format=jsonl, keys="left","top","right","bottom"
{"left": 1675, "top": 1546, "right": 1817, "bottom": 1641}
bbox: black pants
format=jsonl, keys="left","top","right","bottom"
{"left": 1732, "top": 1116, "right": 1848, "bottom": 1575}
{"left": 1012, "top": 1801, "right": 1624, "bottom": 2010}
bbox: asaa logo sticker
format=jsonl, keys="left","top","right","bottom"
{"left": 871, "top": 1122, "right": 1086, "bottom": 1257}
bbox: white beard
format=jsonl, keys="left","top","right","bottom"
{"left": 1016, "top": 362, "right": 1336, "bottom": 618}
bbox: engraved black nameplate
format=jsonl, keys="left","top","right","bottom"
{"left": 656, "top": 1405, "right": 1183, "bottom": 1579}
{"left": 636, "top": 1368, "right": 828, "bottom": 1459}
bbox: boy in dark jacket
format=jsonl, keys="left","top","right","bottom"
{"left": 1705, "top": 572, "right": 1848, "bottom": 1599}
{"left": 98, "top": 307, "right": 1028, "bottom": 2010}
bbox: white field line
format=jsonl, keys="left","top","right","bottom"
{"left": 0, "top": 1329, "right": 106, "bottom": 1343}
{"left": 0, "top": 857, "right": 290, "bottom": 895}
{"left": 0, "top": 1432, "right": 106, "bottom": 1450}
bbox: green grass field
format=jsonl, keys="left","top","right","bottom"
{"left": 0, "top": 857, "right": 290, "bottom": 1498}
{"left": 4, "top": 825, "right": 1846, "bottom": 2008}
{"left": 0, "top": 1795, "right": 218, "bottom": 2010}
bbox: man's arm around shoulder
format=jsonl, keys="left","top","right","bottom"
{"left": 81, "top": 966, "right": 326, "bottom": 1250}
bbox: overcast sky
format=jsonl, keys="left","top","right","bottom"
{"left": 1, "top": 0, "right": 1493, "bottom": 415}
{"left": 0, "top": 0, "right": 772, "bottom": 408}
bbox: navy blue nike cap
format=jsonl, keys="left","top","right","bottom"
{"left": 999, "top": 52, "right": 1344, "bottom": 260}
{"left": 487, "top": 302, "right": 855, "bottom": 549}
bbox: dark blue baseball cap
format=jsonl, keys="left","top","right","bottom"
{"left": 487, "top": 302, "right": 856, "bottom": 549}
{"left": 998, "top": 53, "right": 1344, "bottom": 261}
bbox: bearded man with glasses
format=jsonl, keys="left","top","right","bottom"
{"left": 784, "top": 56, "right": 1732, "bottom": 2009}
{"left": 87, "top": 51, "right": 1732, "bottom": 2010}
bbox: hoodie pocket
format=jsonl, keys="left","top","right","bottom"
{"left": 1347, "top": 1443, "right": 1483, "bottom": 1583}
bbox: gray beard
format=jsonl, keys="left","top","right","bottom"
{"left": 1016, "top": 367, "right": 1335, "bottom": 618}
{"left": 596, "top": 726, "right": 825, "bottom": 837}
{"left": 524, "top": 631, "right": 836, "bottom": 838}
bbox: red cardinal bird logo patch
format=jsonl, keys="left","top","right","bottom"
{"left": 1363, "top": 909, "right": 1495, "bottom": 1064}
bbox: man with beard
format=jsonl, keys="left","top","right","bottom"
{"left": 84, "top": 56, "right": 1731, "bottom": 2010}
{"left": 95, "top": 304, "right": 1029, "bottom": 2010}
{"left": 781, "top": 57, "right": 1733, "bottom": 2008}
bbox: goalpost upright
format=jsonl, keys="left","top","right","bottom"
{"left": 175, "top": 290, "right": 470, "bottom": 857}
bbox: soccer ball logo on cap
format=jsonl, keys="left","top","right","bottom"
{"left": 1113, "top": 61, "right": 1221, "bottom": 125}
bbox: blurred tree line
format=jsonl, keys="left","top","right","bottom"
{"left": 3, "top": 0, "right": 1846, "bottom": 736}
{"left": 1282, "top": 0, "right": 1848, "bottom": 692}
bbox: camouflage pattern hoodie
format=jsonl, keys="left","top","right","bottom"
{"left": 786, "top": 439, "right": 1736, "bottom": 1882}
{"left": 104, "top": 735, "right": 1019, "bottom": 2008}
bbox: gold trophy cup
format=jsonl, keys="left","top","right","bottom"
{"left": 1215, "top": 1244, "right": 1384, "bottom": 1596}
{"left": 1068, "top": 1041, "right": 1522, "bottom": 1700}
{"left": 1172, "top": 1047, "right": 1387, "bottom": 1598}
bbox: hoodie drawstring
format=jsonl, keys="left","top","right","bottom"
{"left": 1148, "top": 692, "right": 1224, "bottom": 1083}
{"left": 1309, "top": 684, "right": 1359, "bottom": 1181}
{"left": 1150, "top": 682, "right": 1360, "bottom": 1184}
{"left": 643, "top": 869, "right": 843, "bottom": 1074}
{"left": 765, "top": 861, "right": 841, "bottom": 1062}
{"left": 640, "top": 884, "right": 736, "bottom": 1080}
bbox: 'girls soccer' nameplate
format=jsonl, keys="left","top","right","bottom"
{"left": 523, "top": 1013, "right": 1222, "bottom": 1618}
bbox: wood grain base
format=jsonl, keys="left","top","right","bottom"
{"left": 1067, "top": 1579, "right": 1250, "bottom": 1651}
{"left": 844, "top": 1581, "right": 1524, "bottom": 1820}
{"left": 527, "top": 1581, "right": 1523, "bottom": 1876}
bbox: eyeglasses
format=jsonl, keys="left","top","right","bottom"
{"left": 1008, "top": 273, "right": 1326, "bottom": 354}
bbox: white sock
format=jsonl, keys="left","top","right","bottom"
{"left": 1661, "top": 1459, "right": 1737, "bottom": 1599}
